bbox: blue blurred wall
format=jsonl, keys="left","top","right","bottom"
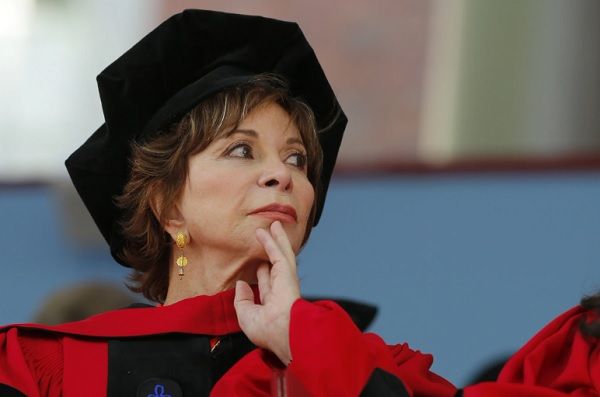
{"left": 1, "top": 172, "right": 599, "bottom": 386}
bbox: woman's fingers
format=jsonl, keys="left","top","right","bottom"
{"left": 255, "top": 223, "right": 300, "bottom": 300}
{"left": 235, "top": 223, "right": 300, "bottom": 365}
{"left": 256, "top": 262, "right": 271, "bottom": 303}
{"left": 234, "top": 280, "right": 268, "bottom": 350}
{"left": 234, "top": 280, "right": 257, "bottom": 326}
{"left": 255, "top": 226, "right": 287, "bottom": 268}
{"left": 234, "top": 280, "right": 254, "bottom": 304}
{"left": 256, "top": 222, "right": 295, "bottom": 269}
{"left": 270, "top": 221, "right": 296, "bottom": 261}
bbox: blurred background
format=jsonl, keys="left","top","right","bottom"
{"left": 1, "top": 0, "right": 600, "bottom": 387}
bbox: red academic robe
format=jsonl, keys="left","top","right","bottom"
{"left": 462, "top": 306, "right": 600, "bottom": 397}
{"left": 0, "top": 288, "right": 456, "bottom": 397}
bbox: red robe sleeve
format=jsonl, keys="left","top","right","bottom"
{"left": 212, "top": 298, "right": 457, "bottom": 397}
{"left": 462, "top": 306, "right": 600, "bottom": 397}
{"left": 0, "top": 328, "right": 34, "bottom": 396}
{"left": 0, "top": 327, "right": 63, "bottom": 397}
{"left": 0, "top": 326, "right": 108, "bottom": 397}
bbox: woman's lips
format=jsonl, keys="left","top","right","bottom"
{"left": 249, "top": 204, "right": 297, "bottom": 223}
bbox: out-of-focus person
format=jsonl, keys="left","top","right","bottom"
{"left": 33, "top": 281, "right": 136, "bottom": 325}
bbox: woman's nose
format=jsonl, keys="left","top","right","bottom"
{"left": 258, "top": 160, "right": 293, "bottom": 192}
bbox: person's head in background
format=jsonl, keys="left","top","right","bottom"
{"left": 33, "top": 281, "right": 136, "bottom": 325}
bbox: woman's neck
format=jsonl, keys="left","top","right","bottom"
{"left": 163, "top": 248, "right": 262, "bottom": 305}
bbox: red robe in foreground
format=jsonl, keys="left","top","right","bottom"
{"left": 462, "top": 306, "right": 600, "bottom": 397}
{"left": 0, "top": 288, "right": 455, "bottom": 396}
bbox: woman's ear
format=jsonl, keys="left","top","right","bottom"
{"left": 163, "top": 207, "right": 185, "bottom": 240}
{"left": 150, "top": 194, "right": 185, "bottom": 240}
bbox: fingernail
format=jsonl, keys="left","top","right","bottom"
{"left": 255, "top": 228, "right": 267, "bottom": 240}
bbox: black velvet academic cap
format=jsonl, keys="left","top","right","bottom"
{"left": 65, "top": 9, "right": 346, "bottom": 267}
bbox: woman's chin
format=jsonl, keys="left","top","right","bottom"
{"left": 243, "top": 242, "right": 270, "bottom": 263}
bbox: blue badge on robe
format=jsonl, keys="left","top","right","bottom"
{"left": 137, "top": 378, "right": 183, "bottom": 397}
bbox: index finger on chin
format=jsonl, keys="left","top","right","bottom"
{"left": 269, "top": 221, "right": 295, "bottom": 263}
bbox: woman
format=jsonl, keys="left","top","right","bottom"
{"left": 460, "top": 294, "right": 600, "bottom": 396}
{"left": 0, "top": 10, "right": 456, "bottom": 397}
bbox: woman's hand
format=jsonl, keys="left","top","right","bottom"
{"left": 234, "top": 220, "right": 301, "bottom": 365}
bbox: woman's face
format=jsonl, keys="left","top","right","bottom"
{"left": 175, "top": 101, "right": 315, "bottom": 258}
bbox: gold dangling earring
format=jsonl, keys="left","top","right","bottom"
{"left": 175, "top": 232, "right": 188, "bottom": 280}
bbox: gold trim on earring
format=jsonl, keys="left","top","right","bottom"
{"left": 175, "top": 232, "right": 188, "bottom": 279}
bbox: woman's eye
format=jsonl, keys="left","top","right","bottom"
{"left": 286, "top": 152, "right": 308, "bottom": 169}
{"left": 226, "top": 143, "right": 253, "bottom": 158}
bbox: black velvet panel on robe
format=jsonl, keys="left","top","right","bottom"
{"left": 0, "top": 384, "right": 26, "bottom": 397}
{"left": 107, "top": 332, "right": 255, "bottom": 396}
{"left": 359, "top": 368, "right": 411, "bottom": 397}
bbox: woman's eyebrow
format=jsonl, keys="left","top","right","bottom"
{"left": 287, "top": 137, "right": 305, "bottom": 147}
{"left": 225, "top": 129, "right": 258, "bottom": 139}
{"left": 226, "top": 129, "right": 304, "bottom": 147}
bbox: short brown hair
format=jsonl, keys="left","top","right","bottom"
{"left": 116, "top": 75, "right": 323, "bottom": 302}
